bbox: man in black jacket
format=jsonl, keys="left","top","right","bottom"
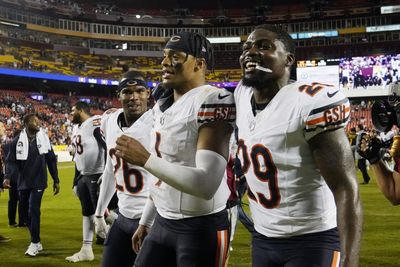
{"left": 3, "top": 129, "right": 27, "bottom": 228}
{"left": 4, "top": 114, "right": 60, "bottom": 256}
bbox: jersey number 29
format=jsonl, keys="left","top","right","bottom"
{"left": 237, "top": 140, "right": 281, "bottom": 209}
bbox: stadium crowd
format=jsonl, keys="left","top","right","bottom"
{"left": 0, "top": 90, "right": 114, "bottom": 145}
{"left": 340, "top": 55, "right": 400, "bottom": 90}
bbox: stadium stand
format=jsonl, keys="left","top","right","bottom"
{"left": 0, "top": 88, "right": 116, "bottom": 145}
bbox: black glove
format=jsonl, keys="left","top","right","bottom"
{"left": 357, "top": 132, "right": 386, "bottom": 164}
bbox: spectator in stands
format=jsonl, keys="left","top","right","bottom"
{"left": 3, "top": 114, "right": 60, "bottom": 256}
{"left": 356, "top": 124, "right": 371, "bottom": 184}
{"left": 0, "top": 121, "right": 12, "bottom": 242}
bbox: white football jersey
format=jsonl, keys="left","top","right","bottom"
{"left": 150, "top": 85, "right": 236, "bottom": 220}
{"left": 235, "top": 81, "right": 350, "bottom": 238}
{"left": 72, "top": 115, "right": 105, "bottom": 175}
{"left": 101, "top": 108, "right": 153, "bottom": 219}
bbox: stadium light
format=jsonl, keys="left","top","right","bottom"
{"left": 366, "top": 24, "right": 400, "bottom": 32}
{"left": 0, "top": 20, "right": 20, "bottom": 27}
{"left": 381, "top": 5, "right": 400, "bottom": 14}
{"left": 207, "top": 37, "right": 241, "bottom": 44}
{"left": 135, "top": 14, "right": 141, "bottom": 19}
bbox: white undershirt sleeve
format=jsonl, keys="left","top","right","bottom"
{"left": 138, "top": 197, "right": 156, "bottom": 228}
{"left": 144, "top": 149, "right": 227, "bottom": 200}
{"left": 95, "top": 155, "right": 116, "bottom": 217}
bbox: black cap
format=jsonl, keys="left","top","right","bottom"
{"left": 165, "top": 32, "right": 212, "bottom": 67}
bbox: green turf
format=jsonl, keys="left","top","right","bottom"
{"left": 0, "top": 162, "right": 399, "bottom": 266}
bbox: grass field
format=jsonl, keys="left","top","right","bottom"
{"left": 0, "top": 161, "right": 399, "bottom": 267}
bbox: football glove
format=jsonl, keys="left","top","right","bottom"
{"left": 389, "top": 136, "right": 400, "bottom": 158}
{"left": 357, "top": 132, "right": 386, "bottom": 164}
{"left": 94, "top": 216, "right": 109, "bottom": 239}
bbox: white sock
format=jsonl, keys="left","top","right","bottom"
{"left": 82, "top": 215, "right": 94, "bottom": 247}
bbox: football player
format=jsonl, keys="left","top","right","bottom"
{"left": 66, "top": 101, "right": 106, "bottom": 262}
{"left": 234, "top": 24, "right": 362, "bottom": 267}
{"left": 94, "top": 70, "right": 153, "bottom": 267}
{"left": 115, "top": 32, "right": 235, "bottom": 267}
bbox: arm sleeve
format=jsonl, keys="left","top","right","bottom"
{"left": 138, "top": 197, "right": 157, "bottom": 228}
{"left": 46, "top": 148, "right": 60, "bottom": 184}
{"left": 144, "top": 149, "right": 227, "bottom": 200}
{"left": 95, "top": 154, "right": 116, "bottom": 217}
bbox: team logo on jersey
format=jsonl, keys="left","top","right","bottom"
{"left": 169, "top": 35, "right": 181, "bottom": 42}
{"left": 249, "top": 120, "right": 256, "bottom": 131}
{"left": 217, "top": 93, "right": 230, "bottom": 100}
{"left": 327, "top": 90, "right": 339, "bottom": 98}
